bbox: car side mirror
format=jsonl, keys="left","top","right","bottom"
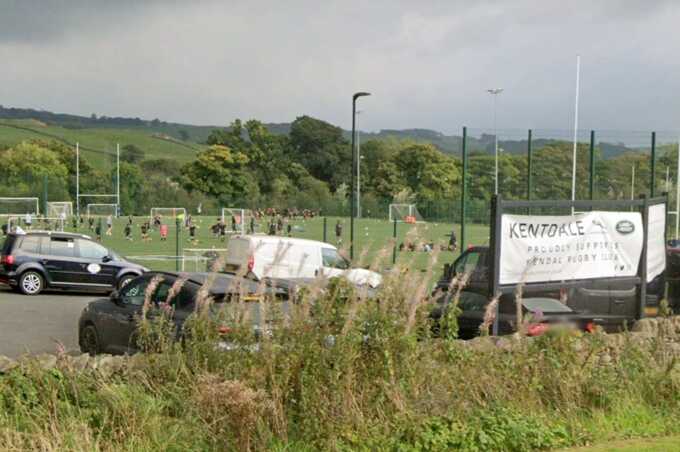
{"left": 102, "top": 255, "right": 112, "bottom": 263}
{"left": 110, "top": 290, "right": 120, "bottom": 304}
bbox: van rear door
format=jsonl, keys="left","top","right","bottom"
{"left": 225, "top": 237, "right": 251, "bottom": 274}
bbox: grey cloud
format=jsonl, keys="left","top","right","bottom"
{"left": 0, "top": 0, "right": 678, "bottom": 133}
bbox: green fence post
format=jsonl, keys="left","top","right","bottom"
{"left": 323, "top": 217, "right": 327, "bottom": 243}
{"left": 392, "top": 219, "right": 397, "bottom": 265}
{"left": 42, "top": 175, "right": 48, "bottom": 216}
{"left": 460, "top": 126, "right": 468, "bottom": 252}
{"left": 175, "top": 218, "right": 181, "bottom": 271}
{"left": 650, "top": 131, "right": 657, "bottom": 197}
{"left": 527, "top": 129, "right": 532, "bottom": 201}
{"left": 589, "top": 130, "right": 596, "bottom": 200}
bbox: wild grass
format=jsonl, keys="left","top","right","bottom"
{"left": 1, "top": 243, "right": 680, "bottom": 451}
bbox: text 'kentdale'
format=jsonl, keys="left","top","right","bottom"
{"left": 509, "top": 221, "right": 586, "bottom": 239}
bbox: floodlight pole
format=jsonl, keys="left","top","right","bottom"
{"left": 350, "top": 92, "right": 370, "bottom": 260}
{"left": 487, "top": 88, "right": 503, "bottom": 195}
{"left": 76, "top": 142, "right": 80, "bottom": 219}
{"left": 116, "top": 143, "right": 121, "bottom": 217}
{"left": 631, "top": 165, "right": 635, "bottom": 201}
{"left": 676, "top": 141, "right": 680, "bottom": 239}
{"left": 571, "top": 55, "right": 581, "bottom": 214}
{"left": 356, "top": 110, "right": 363, "bottom": 219}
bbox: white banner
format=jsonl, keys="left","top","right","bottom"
{"left": 646, "top": 203, "right": 666, "bottom": 283}
{"left": 500, "top": 211, "right": 643, "bottom": 285}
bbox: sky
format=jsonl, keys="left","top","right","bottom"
{"left": 1, "top": 0, "right": 679, "bottom": 135}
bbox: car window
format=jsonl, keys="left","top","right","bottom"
{"left": 454, "top": 251, "right": 481, "bottom": 275}
{"left": 322, "top": 248, "right": 349, "bottom": 270}
{"left": 463, "top": 252, "right": 480, "bottom": 274}
{"left": 19, "top": 236, "right": 42, "bottom": 253}
{"left": 459, "top": 292, "right": 488, "bottom": 312}
{"left": 120, "top": 277, "right": 150, "bottom": 306}
{"left": 151, "top": 279, "right": 196, "bottom": 308}
{"left": 77, "top": 239, "right": 109, "bottom": 260}
{"left": 49, "top": 237, "right": 76, "bottom": 257}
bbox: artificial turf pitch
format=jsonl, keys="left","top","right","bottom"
{"left": 57, "top": 216, "right": 490, "bottom": 274}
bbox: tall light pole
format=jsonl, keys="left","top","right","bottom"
{"left": 487, "top": 88, "right": 503, "bottom": 195}
{"left": 351, "top": 92, "right": 370, "bottom": 260}
{"left": 356, "top": 109, "right": 364, "bottom": 219}
{"left": 571, "top": 55, "right": 581, "bottom": 213}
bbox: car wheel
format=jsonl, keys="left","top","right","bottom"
{"left": 80, "top": 325, "right": 100, "bottom": 356}
{"left": 117, "top": 274, "right": 136, "bottom": 290}
{"left": 19, "top": 271, "right": 44, "bottom": 295}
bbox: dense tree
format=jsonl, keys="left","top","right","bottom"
{"left": 179, "top": 145, "right": 259, "bottom": 207}
{"left": 289, "top": 116, "right": 351, "bottom": 190}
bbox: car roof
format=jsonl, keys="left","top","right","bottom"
{"left": 150, "top": 271, "right": 264, "bottom": 295}
{"left": 9, "top": 230, "right": 93, "bottom": 240}
{"left": 233, "top": 234, "right": 337, "bottom": 249}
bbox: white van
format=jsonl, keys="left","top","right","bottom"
{"left": 224, "top": 235, "right": 382, "bottom": 288}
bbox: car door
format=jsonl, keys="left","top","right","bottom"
{"left": 453, "top": 248, "right": 487, "bottom": 293}
{"left": 105, "top": 274, "right": 152, "bottom": 354}
{"left": 76, "top": 238, "right": 117, "bottom": 287}
{"left": 43, "top": 236, "right": 83, "bottom": 285}
{"left": 321, "top": 247, "right": 350, "bottom": 278}
{"left": 457, "top": 291, "right": 489, "bottom": 338}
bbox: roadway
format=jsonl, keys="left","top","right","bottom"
{"left": 0, "top": 286, "right": 96, "bottom": 358}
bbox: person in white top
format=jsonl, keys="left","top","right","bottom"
{"left": 24, "top": 213, "right": 32, "bottom": 229}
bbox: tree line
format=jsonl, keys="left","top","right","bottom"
{"left": 0, "top": 116, "right": 677, "bottom": 219}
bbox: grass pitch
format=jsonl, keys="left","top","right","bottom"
{"left": 55, "top": 215, "right": 489, "bottom": 274}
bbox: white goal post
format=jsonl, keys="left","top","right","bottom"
{"left": 86, "top": 203, "right": 119, "bottom": 218}
{"left": 181, "top": 248, "right": 229, "bottom": 272}
{"left": 150, "top": 207, "right": 187, "bottom": 220}
{"left": 388, "top": 204, "right": 424, "bottom": 223}
{"left": 0, "top": 197, "right": 40, "bottom": 216}
{"left": 221, "top": 208, "right": 251, "bottom": 234}
{"left": 47, "top": 201, "right": 74, "bottom": 218}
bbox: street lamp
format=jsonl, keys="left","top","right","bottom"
{"left": 487, "top": 88, "right": 503, "bottom": 195}
{"left": 356, "top": 109, "right": 364, "bottom": 219}
{"left": 351, "top": 92, "right": 370, "bottom": 260}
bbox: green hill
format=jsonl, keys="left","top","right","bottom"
{"left": 0, "top": 119, "right": 207, "bottom": 168}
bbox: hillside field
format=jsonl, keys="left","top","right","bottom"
{"left": 0, "top": 119, "right": 205, "bottom": 168}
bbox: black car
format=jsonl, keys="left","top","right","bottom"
{"left": 0, "top": 231, "right": 146, "bottom": 295}
{"left": 430, "top": 293, "right": 604, "bottom": 339}
{"left": 433, "top": 246, "right": 665, "bottom": 333}
{"left": 78, "top": 271, "right": 288, "bottom": 355}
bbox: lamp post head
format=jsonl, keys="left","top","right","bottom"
{"left": 486, "top": 88, "right": 504, "bottom": 95}
{"left": 353, "top": 92, "right": 371, "bottom": 101}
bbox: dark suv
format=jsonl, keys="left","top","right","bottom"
{"left": 0, "top": 231, "right": 146, "bottom": 295}
{"left": 433, "top": 246, "right": 665, "bottom": 333}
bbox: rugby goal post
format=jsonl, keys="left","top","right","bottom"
{"left": 150, "top": 207, "right": 187, "bottom": 220}
{"left": 0, "top": 197, "right": 40, "bottom": 216}
{"left": 86, "top": 203, "right": 119, "bottom": 218}
{"left": 181, "top": 248, "right": 229, "bottom": 272}
{"left": 221, "top": 208, "right": 250, "bottom": 234}
{"left": 388, "top": 204, "right": 424, "bottom": 223}
{"left": 47, "top": 201, "right": 73, "bottom": 219}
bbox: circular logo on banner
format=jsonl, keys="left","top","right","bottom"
{"left": 615, "top": 220, "right": 635, "bottom": 235}
{"left": 87, "top": 263, "right": 101, "bottom": 274}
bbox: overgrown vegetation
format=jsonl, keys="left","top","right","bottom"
{"left": 2, "top": 251, "right": 680, "bottom": 451}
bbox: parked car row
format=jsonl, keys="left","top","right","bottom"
{"left": 3, "top": 231, "right": 677, "bottom": 355}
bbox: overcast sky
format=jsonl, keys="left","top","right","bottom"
{"left": 1, "top": 0, "right": 679, "bottom": 135}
